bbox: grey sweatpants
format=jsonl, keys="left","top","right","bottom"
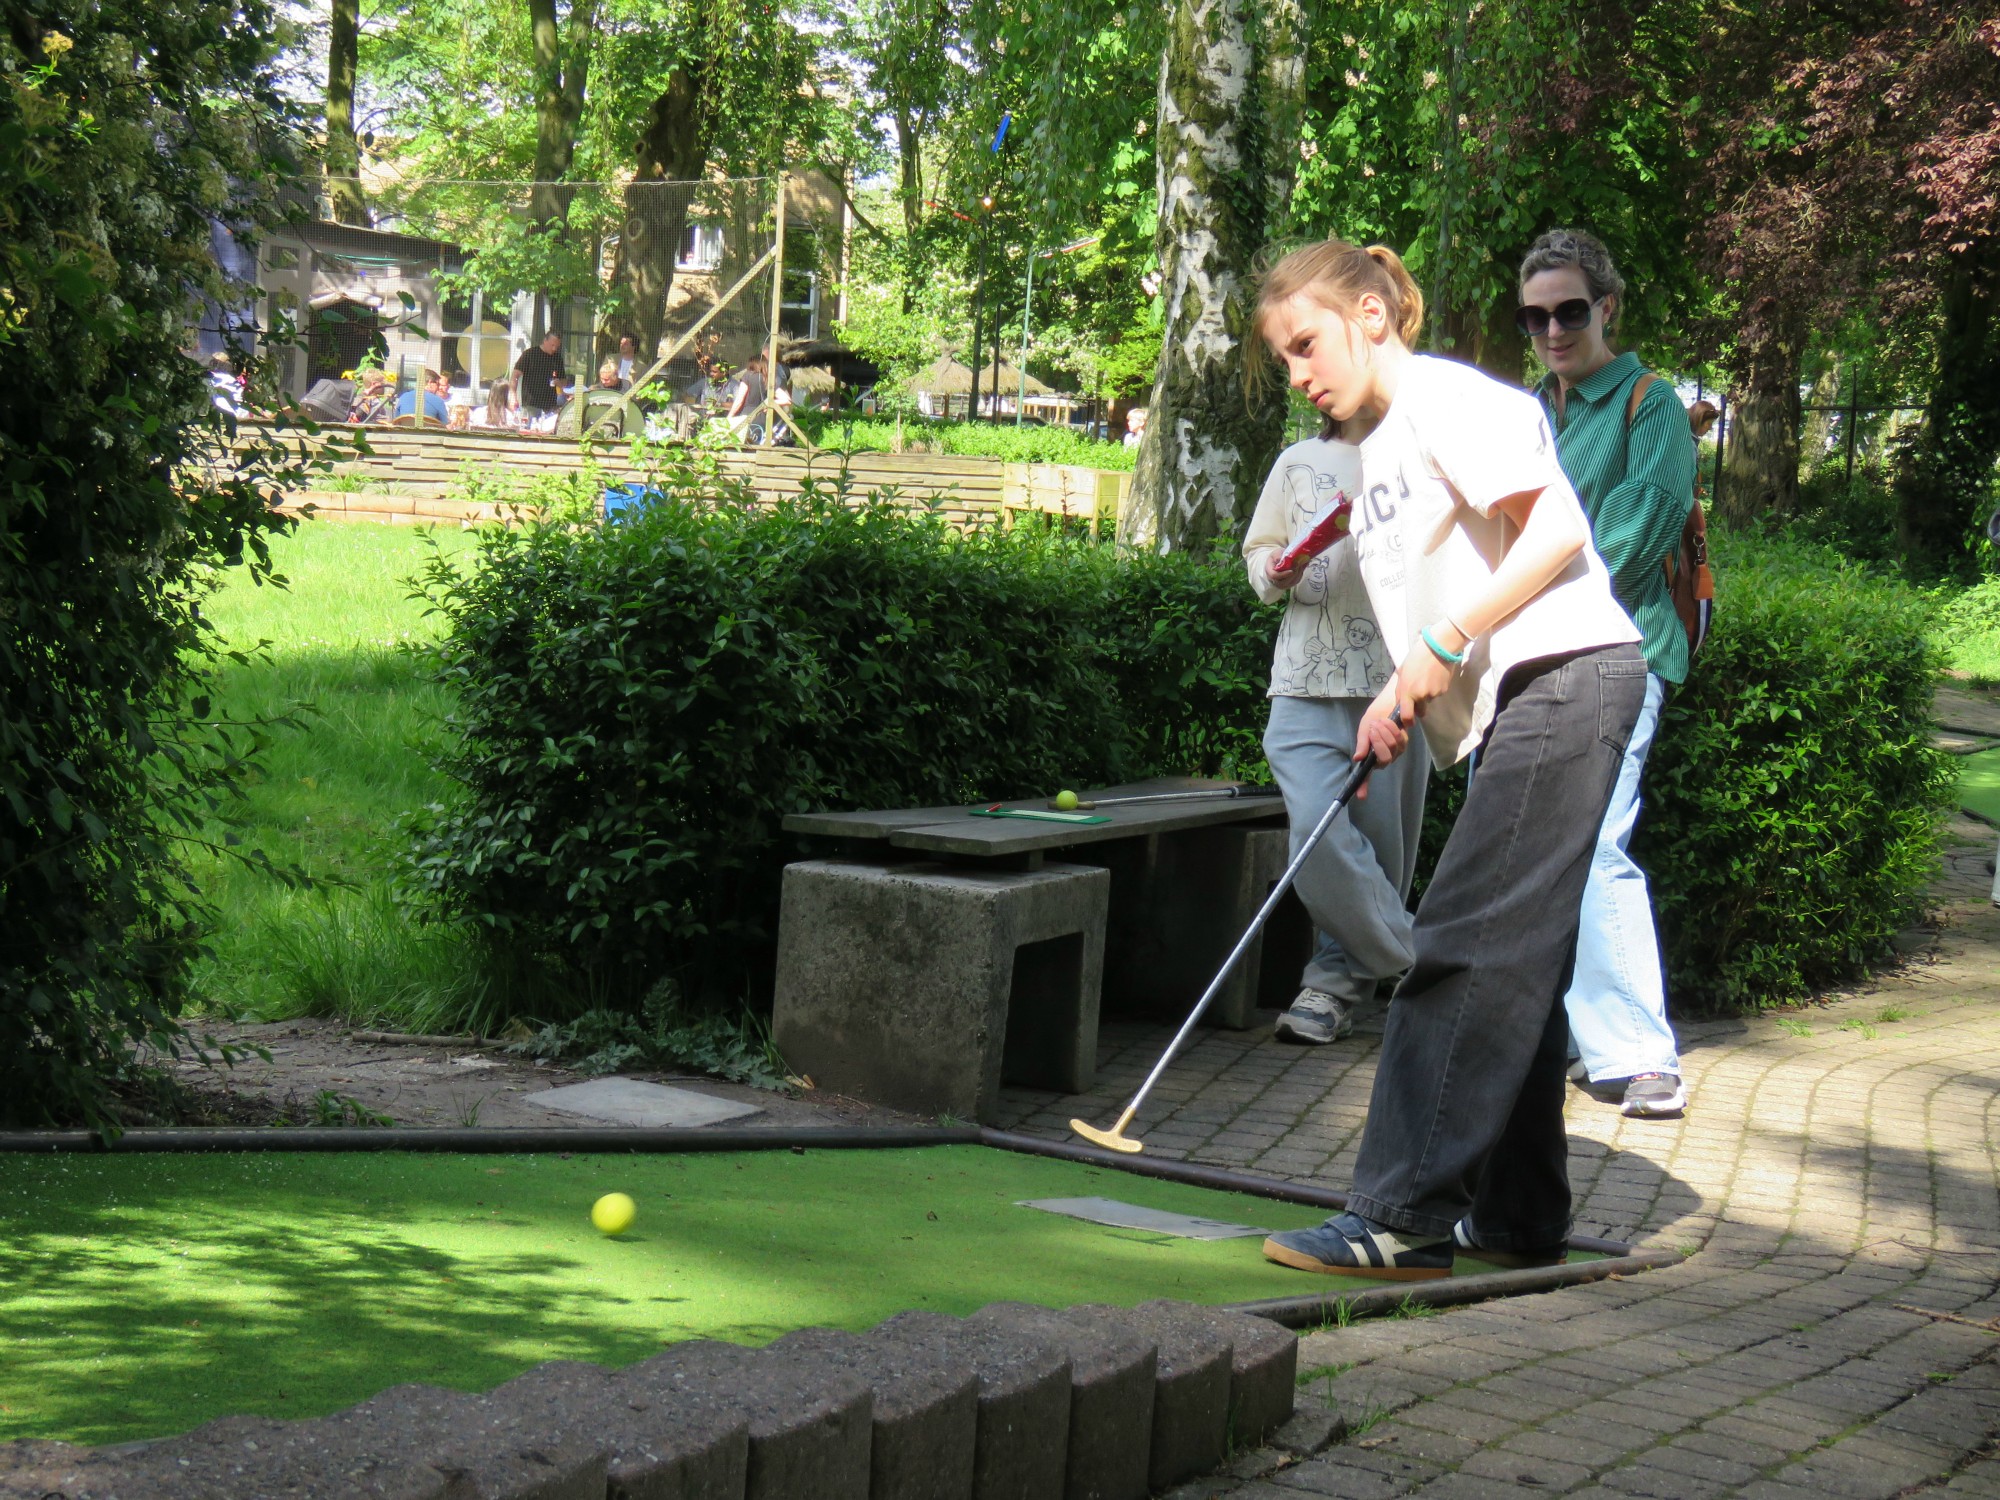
{"left": 1262, "top": 694, "right": 1430, "bottom": 1006}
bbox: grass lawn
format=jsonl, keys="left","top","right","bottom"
{"left": 188, "top": 521, "right": 481, "bottom": 1028}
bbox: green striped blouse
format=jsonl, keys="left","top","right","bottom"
{"left": 1536, "top": 351, "right": 1698, "bottom": 685}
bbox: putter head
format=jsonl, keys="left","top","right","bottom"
{"left": 1070, "top": 1117, "right": 1144, "bottom": 1154}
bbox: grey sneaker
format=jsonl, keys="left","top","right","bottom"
{"left": 1273, "top": 988, "right": 1354, "bottom": 1045}
{"left": 1567, "top": 1059, "right": 1625, "bottom": 1104}
{"left": 1621, "top": 1072, "right": 1688, "bottom": 1117}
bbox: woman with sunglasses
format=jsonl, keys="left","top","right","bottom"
{"left": 1517, "top": 228, "right": 1697, "bottom": 1120}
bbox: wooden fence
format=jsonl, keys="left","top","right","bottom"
{"left": 256, "top": 423, "right": 1133, "bottom": 533}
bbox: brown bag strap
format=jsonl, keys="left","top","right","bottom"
{"left": 1624, "top": 372, "right": 1658, "bottom": 427}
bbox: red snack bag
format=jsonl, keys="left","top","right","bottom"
{"left": 1273, "top": 496, "right": 1354, "bottom": 574}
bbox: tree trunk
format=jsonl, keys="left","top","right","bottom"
{"left": 1437, "top": 297, "right": 1527, "bottom": 384}
{"left": 1121, "top": 0, "right": 1306, "bottom": 551}
{"left": 892, "top": 111, "right": 926, "bottom": 315}
{"left": 1897, "top": 244, "right": 2000, "bottom": 576}
{"left": 1716, "top": 299, "right": 1804, "bottom": 526}
{"left": 527, "top": 0, "right": 597, "bottom": 231}
{"left": 606, "top": 55, "right": 714, "bottom": 360}
{"left": 324, "top": 0, "right": 369, "bottom": 226}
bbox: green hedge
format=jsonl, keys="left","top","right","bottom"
{"left": 1637, "top": 532, "right": 1954, "bottom": 1009}
{"left": 791, "top": 413, "right": 1137, "bottom": 471}
{"left": 408, "top": 497, "right": 1949, "bottom": 1016}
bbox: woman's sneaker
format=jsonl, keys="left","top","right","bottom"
{"left": 1273, "top": 988, "right": 1354, "bottom": 1045}
{"left": 1451, "top": 1218, "right": 1568, "bottom": 1268}
{"left": 1263, "top": 1211, "right": 1452, "bottom": 1280}
{"left": 1621, "top": 1073, "right": 1688, "bottom": 1118}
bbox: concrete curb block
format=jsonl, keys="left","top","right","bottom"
{"left": 969, "top": 1302, "right": 1158, "bottom": 1500}
{"left": 766, "top": 1327, "right": 978, "bottom": 1500}
{"left": 1136, "top": 1300, "right": 1299, "bottom": 1448}
{"left": 1073, "top": 1304, "right": 1230, "bottom": 1492}
{"left": 626, "top": 1341, "right": 874, "bottom": 1500}
{"left": 871, "top": 1311, "right": 1071, "bottom": 1500}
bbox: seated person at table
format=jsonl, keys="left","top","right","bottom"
{"left": 596, "top": 358, "right": 624, "bottom": 392}
{"left": 395, "top": 368, "right": 450, "bottom": 424}
{"left": 474, "top": 380, "right": 514, "bottom": 429}
{"left": 348, "top": 369, "right": 392, "bottom": 423}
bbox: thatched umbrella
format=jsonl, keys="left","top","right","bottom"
{"left": 913, "top": 355, "right": 1052, "bottom": 397}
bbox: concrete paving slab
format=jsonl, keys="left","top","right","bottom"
{"left": 1016, "top": 1197, "right": 1268, "bottom": 1239}
{"left": 524, "top": 1077, "right": 761, "bottom": 1127}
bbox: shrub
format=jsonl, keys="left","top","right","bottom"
{"left": 1639, "top": 531, "right": 1954, "bottom": 1010}
{"left": 1094, "top": 542, "right": 1273, "bottom": 779}
{"left": 404, "top": 478, "right": 1140, "bottom": 1004}
{"left": 1931, "top": 572, "right": 2000, "bottom": 677}
{"left": 2, "top": 2, "right": 311, "bottom": 1123}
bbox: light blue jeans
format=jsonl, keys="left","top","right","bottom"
{"left": 1563, "top": 670, "right": 1680, "bottom": 1081}
{"left": 1263, "top": 695, "right": 1429, "bottom": 1006}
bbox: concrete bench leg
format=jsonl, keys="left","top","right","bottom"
{"left": 1097, "top": 824, "right": 1307, "bottom": 1030}
{"left": 772, "top": 859, "right": 1109, "bottom": 1122}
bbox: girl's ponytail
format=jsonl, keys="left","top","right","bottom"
{"left": 1364, "top": 245, "right": 1425, "bottom": 346}
{"left": 1254, "top": 238, "right": 1425, "bottom": 350}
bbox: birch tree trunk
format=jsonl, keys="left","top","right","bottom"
{"left": 1120, "top": 0, "right": 1305, "bottom": 551}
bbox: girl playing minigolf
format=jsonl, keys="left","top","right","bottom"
{"left": 1253, "top": 239, "right": 1647, "bottom": 1279}
{"left": 1243, "top": 412, "right": 1429, "bottom": 1047}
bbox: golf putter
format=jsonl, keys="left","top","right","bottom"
{"left": 1071, "top": 710, "right": 1401, "bottom": 1155}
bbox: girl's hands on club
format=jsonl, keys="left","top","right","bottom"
{"left": 1352, "top": 679, "right": 1412, "bottom": 796}
{"left": 1397, "top": 638, "right": 1458, "bottom": 713}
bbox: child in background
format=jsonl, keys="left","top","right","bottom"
{"left": 1254, "top": 239, "right": 1646, "bottom": 1280}
{"left": 1243, "top": 419, "right": 1429, "bottom": 1046}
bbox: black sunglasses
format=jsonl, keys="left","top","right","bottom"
{"left": 1514, "top": 297, "right": 1601, "bottom": 338}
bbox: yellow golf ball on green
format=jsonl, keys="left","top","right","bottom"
{"left": 591, "top": 1192, "right": 637, "bottom": 1236}
{"left": 1054, "top": 789, "right": 1080, "bottom": 811}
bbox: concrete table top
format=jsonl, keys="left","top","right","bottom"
{"left": 782, "top": 778, "right": 1287, "bottom": 859}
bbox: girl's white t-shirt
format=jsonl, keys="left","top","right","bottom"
{"left": 1349, "top": 354, "right": 1640, "bottom": 769}
{"left": 1241, "top": 437, "right": 1393, "bottom": 700}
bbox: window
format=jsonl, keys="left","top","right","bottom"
{"left": 439, "top": 289, "right": 516, "bottom": 394}
{"left": 780, "top": 228, "right": 819, "bottom": 340}
{"left": 678, "top": 223, "right": 725, "bottom": 271}
{"left": 266, "top": 246, "right": 300, "bottom": 270}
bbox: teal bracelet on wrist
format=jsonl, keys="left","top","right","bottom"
{"left": 1420, "top": 626, "right": 1466, "bottom": 667}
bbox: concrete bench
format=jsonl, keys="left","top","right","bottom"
{"left": 772, "top": 859, "right": 1109, "bottom": 1122}
{"left": 773, "top": 781, "right": 1305, "bottom": 1121}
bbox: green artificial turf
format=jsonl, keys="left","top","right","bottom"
{"left": 0, "top": 1146, "right": 1591, "bottom": 1444}
{"left": 1956, "top": 747, "right": 2000, "bottom": 824}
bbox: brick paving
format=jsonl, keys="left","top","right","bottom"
{"left": 993, "top": 812, "right": 2000, "bottom": 1498}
